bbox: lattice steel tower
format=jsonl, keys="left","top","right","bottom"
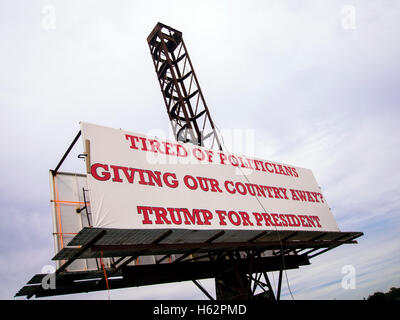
{"left": 147, "top": 22, "right": 222, "bottom": 150}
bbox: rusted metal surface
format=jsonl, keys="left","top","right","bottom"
{"left": 147, "top": 22, "right": 222, "bottom": 150}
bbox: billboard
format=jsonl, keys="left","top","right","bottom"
{"left": 49, "top": 171, "right": 161, "bottom": 270}
{"left": 49, "top": 171, "right": 112, "bottom": 270}
{"left": 81, "top": 122, "right": 340, "bottom": 232}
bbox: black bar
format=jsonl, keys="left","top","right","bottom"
{"left": 156, "top": 254, "right": 171, "bottom": 264}
{"left": 27, "top": 229, "right": 106, "bottom": 298}
{"left": 89, "top": 239, "right": 358, "bottom": 258}
{"left": 56, "top": 229, "right": 106, "bottom": 275}
{"left": 307, "top": 233, "right": 363, "bottom": 259}
{"left": 173, "top": 231, "right": 224, "bottom": 263}
{"left": 248, "top": 231, "right": 266, "bottom": 242}
{"left": 192, "top": 279, "right": 215, "bottom": 300}
{"left": 304, "top": 233, "right": 353, "bottom": 257}
{"left": 53, "top": 130, "right": 81, "bottom": 174}
{"left": 276, "top": 267, "right": 283, "bottom": 300}
{"left": 295, "top": 232, "right": 328, "bottom": 254}
{"left": 262, "top": 271, "right": 276, "bottom": 300}
{"left": 94, "top": 229, "right": 173, "bottom": 287}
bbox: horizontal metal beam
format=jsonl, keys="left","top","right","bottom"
{"left": 88, "top": 239, "right": 358, "bottom": 258}
{"left": 26, "top": 269, "right": 122, "bottom": 285}
{"left": 26, "top": 229, "right": 106, "bottom": 299}
{"left": 307, "top": 233, "right": 363, "bottom": 259}
{"left": 122, "top": 254, "right": 309, "bottom": 286}
{"left": 17, "top": 254, "right": 308, "bottom": 298}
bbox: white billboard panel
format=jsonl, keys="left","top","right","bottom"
{"left": 49, "top": 171, "right": 109, "bottom": 271}
{"left": 49, "top": 171, "right": 175, "bottom": 269}
{"left": 81, "top": 122, "right": 340, "bottom": 232}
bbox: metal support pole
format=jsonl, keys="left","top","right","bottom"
{"left": 94, "top": 230, "right": 173, "bottom": 288}
{"left": 276, "top": 267, "right": 283, "bottom": 300}
{"left": 53, "top": 130, "right": 81, "bottom": 174}
{"left": 27, "top": 229, "right": 106, "bottom": 299}
{"left": 192, "top": 280, "right": 215, "bottom": 300}
{"left": 56, "top": 229, "right": 106, "bottom": 275}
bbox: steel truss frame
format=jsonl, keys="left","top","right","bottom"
{"left": 147, "top": 22, "right": 222, "bottom": 150}
{"left": 16, "top": 225, "right": 362, "bottom": 300}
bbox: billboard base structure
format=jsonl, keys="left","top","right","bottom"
{"left": 16, "top": 226, "right": 362, "bottom": 299}
{"left": 15, "top": 126, "right": 364, "bottom": 300}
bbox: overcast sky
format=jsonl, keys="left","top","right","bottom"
{"left": 1, "top": 0, "right": 399, "bottom": 300}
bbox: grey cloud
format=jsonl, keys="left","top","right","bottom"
{"left": 1, "top": 1, "right": 399, "bottom": 299}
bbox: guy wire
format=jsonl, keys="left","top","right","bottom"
{"left": 215, "top": 126, "right": 295, "bottom": 300}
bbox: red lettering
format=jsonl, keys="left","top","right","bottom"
{"left": 137, "top": 206, "right": 153, "bottom": 224}
{"left": 228, "top": 211, "right": 241, "bottom": 226}
{"left": 298, "top": 215, "right": 310, "bottom": 227}
{"left": 137, "top": 137, "right": 149, "bottom": 151}
{"left": 237, "top": 156, "right": 250, "bottom": 169}
{"left": 245, "top": 158, "right": 255, "bottom": 169}
{"left": 262, "top": 213, "right": 274, "bottom": 226}
{"left": 252, "top": 212, "right": 264, "bottom": 226}
{"left": 162, "top": 141, "right": 175, "bottom": 156}
{"left": 148, "top": 139, "right": 161, "bottom": 153}
{"left": 254, "top": 160, "right": 266, "bottom": 172}
{"left": 91, "top": 163, "right": 110, "bottom": 181}
{"left": 264, "top": 186, "right": 274, "bottom": 198}
{"left": 265, "top": 162, "right": 275, "bottom": 173}
{"left": 176, "top": 144, "right": 188, "bottom": 157}
{"left": 204, "top": 150, "right": 214, "bottom": 163}
{"left": 312, "top": 216, "right": 322, "bottom": 227}
{"left": 310, "top": 192, "right": 320, "bottom": 202}
{"left": 228, "top": 155, "right": 239, "bottom": 167}
{"left": 120, "top": 167, "right": 135, "bottom": 183}
{"left": 277, "top": 164, "right": 286, "bottom": 175}
{"left": 125, "top": 134, "right": 140, "bottom": 150}
{"left": 181, "top": 208, "right": 203, "bottom": 225}
{"left": 238, "top": 211, "right": 254, "bottom": 226}
{"left": 197, "top": 176, "right": 210, "bottom": 192}
{"left": 279, "top": 214, "right": 288, "bottom": 227}
{"left": 279, "top": 188, "right": 289, "bottom": 199}
{"left": 224, "top": 180, "right": 236, "bottom": 194}
{"left": 286, "top": 214, "right": 300, "bottom": 227}
{"left": 153, "top": 207, "right": 171, "bottom": 225}
{"left": 216, "top": 210, "right": 227, "bottom": 225}
{"left": 219, "top": 152, "right": 227, "bottom": 165}
{"left": 306, "top": 215, "right": 316, "bottom": 228}
{"left": 192, "top": 148, "right": 205, "bottom": 161}
{"left": 306, "top": 191, "right": 315, "bottom": 202}
{"left": 290, "top": 189, "right": 300, "bottom": 201}
{"left": 245, "top": 183, "right": 256, "bottom": 196}
{"left": 183, "top": 175, "right": 198, "bottom": 190}
{"left": 135, "top": 168, "right": 149, "bottom": 185}
{"left": 284, "top": 166, "right": 294, "bottom": 176}
{"left": 167, "top": 208, "right": 182, "bottom": 224}
{"left": 145, "top": 170, "right": 162, "bottom": 187}
{"left": 110, "top": 165, "right": 123, "bottom": 182}
{"left": 271, "top": 187, "right": 283, "bottom": 199}
{"left": 163, "top": 172, "right": 179, "bottom": 188}
{"left": 254, "top": 184, "right": 266, "bottom": 198}
{"left": 201, "top": 209, "right": 213, "bottom": 225}
{"left": 271, "top": 213, "right": 282, "bottom": 226}
{"left": 235, "top": 182, "right": 247, "bottom": 195}
{"left": 209, "top": 178, "right": 223, "bottom": 193}
{"left": 295, "top": 190, "right": 308, "bottom": 201}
